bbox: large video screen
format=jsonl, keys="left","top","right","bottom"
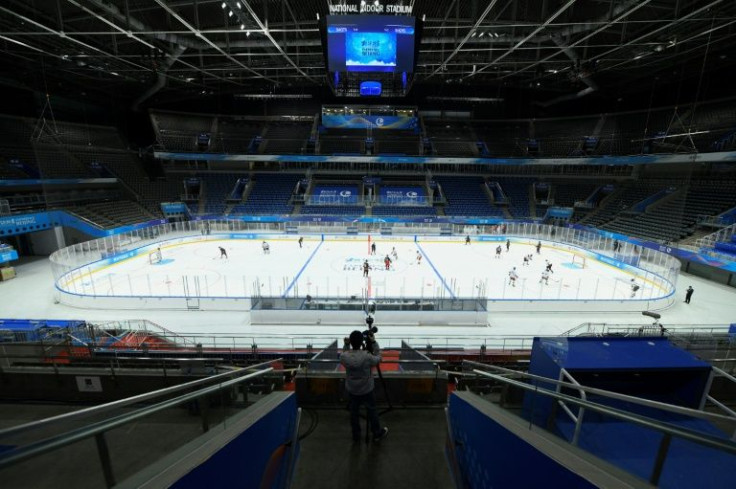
{"left": 326, "top": 15, "right": 416, "bottom": 73}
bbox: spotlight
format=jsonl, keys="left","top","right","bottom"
{"left": 246, "top": 30, "right": 251, "bottom": 37}
{"left": 240, "top": 24, "right": 245, "bottom": 30}
{"left": 221, "top": 2, "right": 226, "bottom": 8}
{"left": 228, "top": 10, "right": 233, "bottom": 17}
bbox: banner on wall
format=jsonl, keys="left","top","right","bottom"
{"left": 378, "top": 186, "right": 426, "bottom": 205}
{"left": 310, "top": 185, "right": 359, "bottom": 204}
{"left": 322, "top": 114, "right": 418, "bottom": 130}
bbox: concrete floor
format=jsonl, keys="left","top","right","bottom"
{"left": 292, "top": 407, "right": 454, "bottom": 489}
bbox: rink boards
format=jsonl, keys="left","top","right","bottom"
{"left": 53, "top": 233, "right": 678, "bottom": 318}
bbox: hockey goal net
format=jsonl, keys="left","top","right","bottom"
{"left": 148, "top": 249, "right": 162, "bottom": 265}
{"left": 571, "top": 254, "right": 586, "bottom": 268}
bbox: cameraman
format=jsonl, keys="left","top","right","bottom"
{"left": 340, "top": 327, "right": 389, "bottom": 443}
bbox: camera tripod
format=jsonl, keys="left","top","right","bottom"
{"left": 360, "top": 310, "right": 394, "bottom": 443}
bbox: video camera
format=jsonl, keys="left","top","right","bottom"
{"left": 362, "top": 316, "right": 379, "bottom": 353}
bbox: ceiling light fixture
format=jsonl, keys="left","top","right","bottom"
{"left": 240, "top": 24, "right": 245, "bottom": 30}
{"left": 246, "top": 30, "right": 251, "bottom": 37}
{"left": 221, "top": 2, "right": 226, "bottom": 9}
{"left": 228, "top": 10, "right": 233, "bottom": 17}
{"left": 479, "top": 32, "right": 485, "bottom": 37}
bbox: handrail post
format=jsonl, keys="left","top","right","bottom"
{"left": 199, "top": 394, "right": 210, "bottom": 433}
{"left": 650, "top": 433, "right": 672, "bottom": 485}
{"left": 95, "top": 432, "right": 116, "bottom": 488}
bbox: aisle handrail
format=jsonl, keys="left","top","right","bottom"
{"left": 464, "top": 361, "right": 736, "bottom": 428}
{"left": 0, "top": 358, "right": 281, "bottom": 439}
{"left": 0, "top": 366, "right": 275, "bottom": 469}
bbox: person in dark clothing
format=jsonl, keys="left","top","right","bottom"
{"left": 685, "top": 286, "right": 694, "bottom": 304}
{"left": 506, "top": 239, "right": 510, "bottom": 252}
{"left": 465, "top": 235, "right": 471, "bottom": 245}
{"left": 371, "top": 242, "right": 376, "bottom": 255}
{"left": 362, "top": 260, "right": 371, "bottom": 277}
{"left": 340, "top": 330, "right": 388, "bottom": 442}
{"left": 298, "top": 237, "right": 303, "bottom": 248}
{"left": 536, "top": 241, "right": 541, "bottom": 254}
{"left": 218, "top": 246, "right": 227, "bottom": 259}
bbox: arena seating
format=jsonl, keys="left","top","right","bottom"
{"left": 373, "top": 130, "right": 420, "bottom": 155}
{"left": 372, "top": 206, "right": 437, "bottom": 217}
{"left": 580, "top": 182, "right": 669, "bottom": 228}
{"left": 261, "top": 121, "right": 312, "bottom": 154}
{"left": 300, "top": 205, "right": 365, "bottom": 215}
{"left": 495, "top": 178, "right": 534, "bottom": 218}
{"left": 317, "top": 133, "right": 364, "bottom": 155}
{"left": 66, "top": 200, "right": 157, "bottom": 229}
{"left": 550, "top": 182, "right": 600, "bottom": 207}
{"left": 229, "top": 173, "right": 302, "bottom": 215}
{"left": 195, "top": 173, "right": 242, "bottom": 215}
{"left": 437, "top": 176, "right": 504, "bottom": 217}
{"left": 599, "top": 180, "right": 736, "bottom": 242}
{"left": 424, "top": 121, "right": 478, "bottom": 156}
{"left": 534, "top": 118, "right": 597, "bottom": 157}
{"left": 212, "top": 119, "right": 264, "bottom": 153}
{"left": 473, "top": 122, "right": 528, "bottom": 157}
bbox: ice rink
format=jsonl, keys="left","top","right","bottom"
{"left": 56, "top": 235, "right": 668, "bottom": 302}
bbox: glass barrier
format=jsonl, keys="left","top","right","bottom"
{"left": 49, "top": 221, "right": 679, "bottom": 308}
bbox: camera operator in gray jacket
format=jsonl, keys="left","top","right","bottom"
{"left": 340, "top": 329, "right": 388, "bottom": 442}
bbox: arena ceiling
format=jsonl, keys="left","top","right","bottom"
{"left": 0, "top": 0, "right": 735, "bottom": 108}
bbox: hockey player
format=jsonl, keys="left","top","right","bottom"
{"left": 391, "top": 247, "right": 398, "bottom": 261}
{"left": 416, "top": 251, "right": 422, "bottom": 265}
{"left": 384, "top": 255, "right": 392, "bottom": 270}
{"left": 363, "top": 260, "right": 371, "bottom": 277}
{"left": 506, "top": 239, "right": 511, "bottom": 252}
{"left": 523, "top": 255, "right": 530, "bottom": 266}
{"left": 219, "top": 246, "right": 228, "bottom": 259}
{"left": 262, "top": 241, "right": 270, "bottom": 254}
{"left": 630, "top": 278, "right": 640, "bottom": 298}
{"left": 465, "top": 235, "right": 471, "bottom": 245}
{"left": 540, "top": 269, "right": 550, "bottom": 285}
{"left": 545, "top": 261, "right": 554, "bottom": 274}
{"left": 495, "top": 245, "right": 502, "bottom": 259}
{"left": 298, "top": 237, "right": 303, "bottom": 248}
{"left": 508, "top": 267, "right": 518, "bottom": 287}
{"left": 536, "top": 241, "right": 541, "bottom": 254}
{"left": 371, "top": 242, "right": 376, "bottom": 255}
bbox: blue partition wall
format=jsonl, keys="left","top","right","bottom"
{"left": 447, "top": 393, "right": 598, "bottom": 488}
{"left": 170, "top": 393, "right": 299, "bottom": 489}
{"left": 521, "top": 337, "right": 736, "bottom": 488}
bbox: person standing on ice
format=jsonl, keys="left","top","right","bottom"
{"left": 298, "top": 237, "right": 303, "bottom": 248}
{"left": 391, "top": 247, "right": 398, "bottom": 261}
{"left": 384, "top": 255, "right": 392, "bottom": 270}
{"left": 495, "top": 245, "right": 502, "bottom": 259}
{"left": 540, "top": 269, "right": 550, "bottom": 285}
{"left": 536, "top": 241, "right": 541, "bottom": 254}
{"left": 506, "top": 239, "right": 511, "bottom": 252}
{"left": 218, "top": 246, "right": 228, "bottom": 259}
{"left": 371, "top": 242, "right": 376, "bottom": 255}
{"left": 363, "top": 260, "right": 371, "bottom": 277}
{"left": 262, "top": 241, "right": 270, "bottom": 254}
{"left": 630, "top": 278, "right": 640, "bottom": 298}
{"left": 508, "top": 267, "right": 518, "bottom": 287}
{"left": 416, "top": 251, "right": 422, "bottom": 265}
{"left": 465, "top": 235, "right": 471, "bottom": 245}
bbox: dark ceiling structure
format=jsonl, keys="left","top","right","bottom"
{"left": 1, "top": 0, "right": 735, "bottom": 112}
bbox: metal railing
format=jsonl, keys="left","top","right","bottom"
{"left": 464, "top": 361, "right": 736, "bottom": 485}
{"left": 0, "top": 359, "right": 282, "bottom": 487}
